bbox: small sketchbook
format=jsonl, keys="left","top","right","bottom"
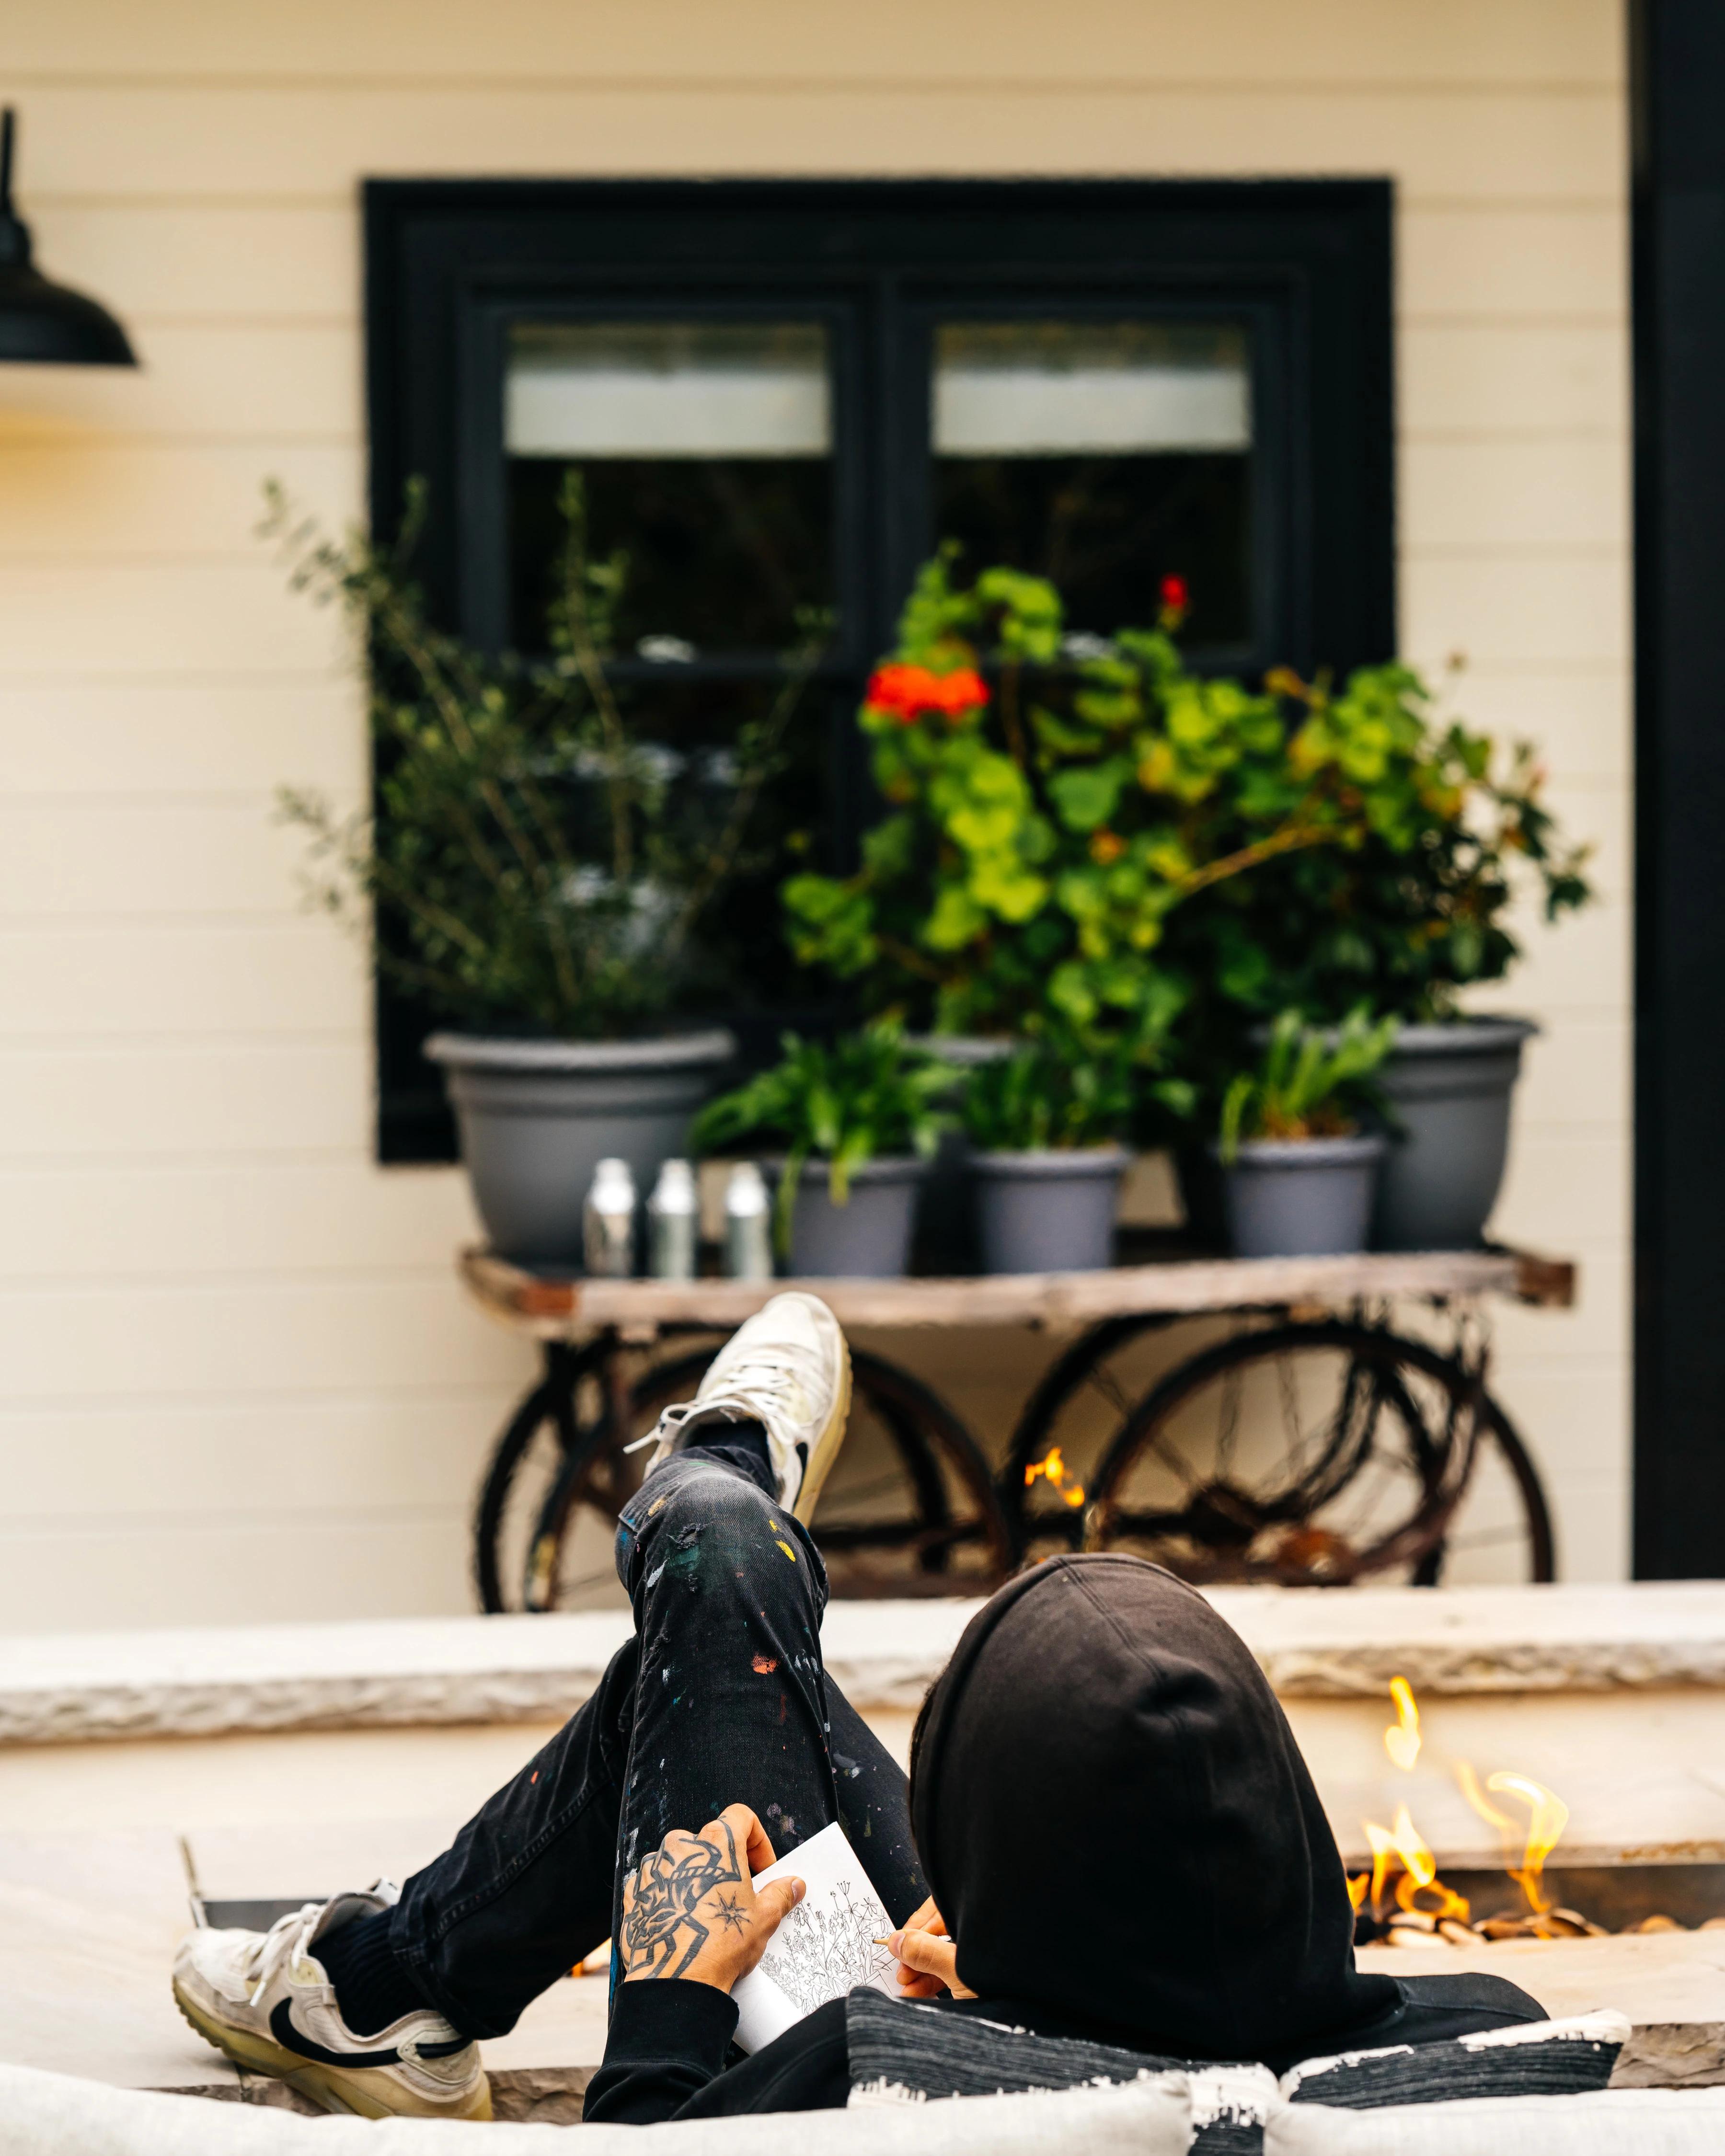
{"left": 730, "top": 1820, "right": 900, "bottom": 2053}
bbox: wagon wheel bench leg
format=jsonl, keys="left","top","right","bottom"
{"left": 472, "top": 1338, "right": 606, "bottom": 1615}
{"left": 1076, "top": 1319, "right": 1555, "bottom": 1587}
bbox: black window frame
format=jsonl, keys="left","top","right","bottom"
{"left": 364, "top": 177, "right": 1394, "bottom": 1162}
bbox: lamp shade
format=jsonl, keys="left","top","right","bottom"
{"left": 0, "top": 107, "right": 136, "bottom": 367}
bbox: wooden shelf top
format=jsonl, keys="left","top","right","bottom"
{"left": 460, "top": 1242, "right": 1575, "bottom": 1341}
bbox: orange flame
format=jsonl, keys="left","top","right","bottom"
{"left": 1357, "top": 1678, "right": 1468, "bottom": 1920}
{"left": 1024, "top": 1445, "right": 1086, "bottom": 1509}
{"left": 1362, "top": 1818, "right": 1398, "bottom": 1915}
{"left": 1386, "top": 1803, "right": 1471, "bottom": 1921}
{"left": 1454, "top": 1759, "right": 1518, "bottom": 1840}
{"left": 1390, "top": 1802, "right": 1436, "bottom": 1892}
{"left": 1358, "top": 1799, "right": 1470, "bottom": 1924}
{"left": 1456, "top": 1766, "right": 1569, "bottom": 1916}
{"left": 1383, "top": 1676, "right": 1422, "bottom": 1772}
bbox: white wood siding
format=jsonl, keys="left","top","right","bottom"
{"left": 0, "top": 0, "right": 1630, "bottom": 1625}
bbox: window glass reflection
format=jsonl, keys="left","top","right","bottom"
{"left": 934, "top": 321, "right": 1253, "bottom": 643}
{"left": 506, "top": 321, "right": 834, "bottom": 654}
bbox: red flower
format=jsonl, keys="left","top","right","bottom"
{"left": 1160, "top": 573, "right": 1190, "bottom": 616}
{"left": 863, "top": 662, "right": 989, "bottom": 725}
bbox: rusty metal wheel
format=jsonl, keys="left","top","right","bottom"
{"left": 520, "top": 1342, "right": 1016, "bottom": 1610}
{"left": 1002, "top": 1313, "right": 1187, "bottom": 1560}
{"left": 472, "top": 1342, "right": 609, "bottom": 1613}
{"left": 1081, "top": 1320, "right": 1553, "bottom": 1587}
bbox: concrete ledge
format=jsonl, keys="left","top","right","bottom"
{"left": 1207, "top": 1583, "right": 1725, "bottom": 1700}
{"left": 7, "top": 1584, "right": 1725, "bottom": 1748}
{"left": 0, "top": 1605, "right": 976, "bottom": 1746}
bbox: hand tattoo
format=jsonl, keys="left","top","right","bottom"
{"left": 713, "top": 1891, "right": 749, "bottom": 1936}
{"left": 621, "top": 1820, "right": 746, "bottom": 1978}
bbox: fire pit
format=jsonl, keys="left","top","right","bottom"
{"left": 1358, "top": 1865, "right": 1725, "bottom": 1945}
{"left": 1342, "top": 1674, "right": 1725, "bottom": 1951}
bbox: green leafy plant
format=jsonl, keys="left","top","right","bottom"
{"left": 961, "top": 1037, "right": 1134, "bottom": 1153}
{"left": 781, "top": 554, "right": 1285, "bottom": 1066}
{"left": 1155, "top": 659, "right": 1593, "bottom": 1130}
{"left": 1217, "top": 1006, "right": 1400, "bottom": 1165}
{"left": 780, "top": 553, "right": 1418, "bottom": 1067}
{"left": 267, "top": 472, "right": 825, "bottom": 1038}
{"left": 689, "top": 1023, "right": 961, "bottom": 1255}
{"left": 782, "top": 550, "right": 1590, "bottom": 1142}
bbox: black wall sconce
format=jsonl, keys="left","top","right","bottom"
{"left": 0, "top": 105, "right": 136, "bottom": 366}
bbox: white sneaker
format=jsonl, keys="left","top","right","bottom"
{"left": 172, "top": 1881, "right": 490, "bottom": 2120}
{"left": 645, "top": 1290, "right": 852, "bottom": 1522}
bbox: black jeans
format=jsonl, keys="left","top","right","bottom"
{"left": 390, "top": 1445, "right": 928, "bottom": 2040}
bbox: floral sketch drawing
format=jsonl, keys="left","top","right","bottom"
{"left": 757, "top": 1874, "right": 897, "bottom": 2018}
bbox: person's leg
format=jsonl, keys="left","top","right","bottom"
{"left": 380, "top": 1636, "right": 636, "bottom": 2038}
{"left": 608, "top": 1444, "right": 926, "bottom": 1939}
{"left": 828, "top": 1684, "right": 925, "bottom": 1908}
{"left": 372, "top": 1439, "right": 923, "bottom": 2041}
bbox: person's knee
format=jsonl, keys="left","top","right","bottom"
{"left": 626, "top": 1461, "right": 793, "bottom": 1590}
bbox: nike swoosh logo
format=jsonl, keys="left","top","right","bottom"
{"left": 268, "top": 1997, "right": 469, "bottom": 2068}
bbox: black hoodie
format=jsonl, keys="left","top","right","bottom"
{"left": 587, "top": 1557, "right": 1543, "bottom": 2122}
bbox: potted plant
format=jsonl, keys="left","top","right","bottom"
{"left": 1153, "top": 660, "right": 1592, "bottom": 1250}
{"left": 267, "top": 475, "right": 823, "bottom": 1267}
{"left": 779, "top": 553, "right": 1328, "bottom": 1070}
{"left": 690, "top": 1024, "right": 960, "bottom": 1277}
{"left": 1212, "top": 1008, "right": 1400, "bottom": 1259}
{"left": 959, "top": 1039, "right": 1134, "bottom": 1274}
{"left": 782, "top": 551, "right": 1590, "bottom": 1253}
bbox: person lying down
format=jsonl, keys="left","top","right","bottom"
{"left": 171, "top": 1294, "right": 1543, "bottom": 2122}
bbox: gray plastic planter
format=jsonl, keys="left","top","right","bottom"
{"left": 424, "top": 1031, "right": 735, "bottom": 1268}
{"left": 1370, "top": 1017, "right": 1538, "bottom": 1250}
{"left": 774, "top": 1156, "right": 929, "bottom": 1278}
{"left": 908, "top": 1033, "right": 1017, "bottom": 1272}
{"left": 1213, "top": 1134, "right": 1387, "bottom": 1259}
{"left": 971, "top": 1147, "right": 1131, "bottom": 1274}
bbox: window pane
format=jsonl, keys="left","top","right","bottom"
{"left": 934, "top": 321, "right": 1253, "bottom": 643}
{"left": 506, "top": 321, "right": 834, "bottom": 654}
{"left": 600, "top": 677, "right": 827, "bottom": 1007}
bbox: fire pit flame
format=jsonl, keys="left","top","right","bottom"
{"left": 1357, "top": 1805, "right": 1472, "bottom": 1924}
{"left": 1458, "top": 1762, "right": 1571, "bottom": 1917}
{"left": 1349, "top": 1680, "right": 1598, "bottom": 1945}
{"left": 1350, "top": 1675, "right": 1472, "bottom": 1923}
{"left": 1024, "top": 1445, "right": 1085, "bottom": 1509}
{"left": 1383, "top": 1675, "right": 1422, "bottom": 1772}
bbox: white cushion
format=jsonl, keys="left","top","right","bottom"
{"left": 0, "top": 2060, "right": 1192, "bottom": 2156}
{"left": 1266, "top": 2087, "right": 1725, "bottom": 2156}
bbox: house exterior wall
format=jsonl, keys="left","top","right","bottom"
{"left": 0, "top": 0, "right": 1629, "bottom": 1628}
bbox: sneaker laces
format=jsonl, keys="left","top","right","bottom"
{"left": 667, "top": 1335, "right": 826, "bottom": 1441}
{"left": 244, "top": 1902, "right": 326, "bottom": 2007}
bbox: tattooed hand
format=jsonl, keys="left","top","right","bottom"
{"left": 620, "top": 1803, "right": 805, "bottom": 1994}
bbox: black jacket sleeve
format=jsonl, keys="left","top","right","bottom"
{"left": 583, "top": 1984, "right": 850, "bottom": 2123}
{"left": 1276, "top": 1971, "right": 1547, "bottom": 2071}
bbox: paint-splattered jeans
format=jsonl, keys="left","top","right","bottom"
{"left": 390, "top": 1444, "right": 928, "bottom": 2041}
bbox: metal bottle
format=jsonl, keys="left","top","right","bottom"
{"left": 582, "top": 1157, "right": 637, "bottom": 1277}
{"left": 647, "top": 1158, "right": 699, "bottom": 1280}
{"left": 723, "top": 1161, "right": 774, "bottom": 1281}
